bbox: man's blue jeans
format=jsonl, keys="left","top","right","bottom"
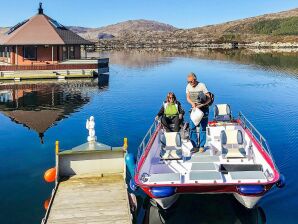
{"left": 189, "top": 107, "right": 209, "bottom": 148}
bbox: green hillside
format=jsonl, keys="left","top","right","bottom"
{"left": 252, "top": 17, "right": 298, "bottom": 35}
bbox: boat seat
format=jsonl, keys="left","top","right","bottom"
{"left": 220, "top": 130, "right": 246, "bottom": 158}
{"left": 189, "top": 171, "right": 223, "bottom": 183}
{"left": 229, "top": 171, "right": 266, "bottom": 181}
{"left": 214, "top": 104, "right": 232, "bottom": 121}
{"left": 148, "top": 173, "right": 181, "bottom": 184}
{"left": 160, "top": 132, "right": 182, "bottom": 160}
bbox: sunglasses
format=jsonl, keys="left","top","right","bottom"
{"left": 188, "top": 80, "right": 196, "bottom": 83}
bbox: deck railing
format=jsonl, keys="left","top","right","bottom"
{"left": 238, "top": 112, "right": 278, "bottom": 170}
{"left": 137, "top": 120, "right": 159, "bottom": 162}
{"left": 0, "top": 63, "right": 98, "bottom": 71}
{"left": 0, "top": 58, "right": 109, "bottom": 71}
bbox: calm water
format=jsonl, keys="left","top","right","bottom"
{"left": 0, "top": 50, "right": 298, "bottom": 223}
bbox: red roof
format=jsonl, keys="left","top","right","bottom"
{"left": 0, "top": 6, "right": 92, "bottom": 45}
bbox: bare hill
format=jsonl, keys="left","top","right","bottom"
{"left": 88, "top": 8, "right": 298, "bottom": 49}
{"left": 71, "top": 19, "right": 178, "bottom": 41}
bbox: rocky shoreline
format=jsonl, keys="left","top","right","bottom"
{"left": 94, "top": 39, "right": 298, "bottom": 51}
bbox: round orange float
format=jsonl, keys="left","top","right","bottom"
{"left": 44, "top": 198, "right": 50, "bottom": 210}
{"left": 44, "top": 167, "right": 56, "bottom": 183}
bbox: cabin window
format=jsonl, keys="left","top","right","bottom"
{"left": 62, "top": 46, "right": 75, "bottom": 60}
{"left": 6, "top": 47, "right": 10, "bottom": 58}
{"left": 23, "top": 46, "right": 37, "bottom": 60}
{"left": 69, "top": 46, "right": 75, "bottom": 59}
{"left": 0, "top": 47, "right": 10, "bottom": 58}
{"left": 62, "top": 46, "right": 68, "bottom": 60}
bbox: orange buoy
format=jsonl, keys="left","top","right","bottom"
{"left": 44, "top": 198, "right": 50, "bottom": 210}
{"left": 44, "top": 167, "right": 56, "bottom": 183}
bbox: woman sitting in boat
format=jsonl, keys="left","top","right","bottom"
{"left": 155, "top": 92, "right": 185, "bottom": 132}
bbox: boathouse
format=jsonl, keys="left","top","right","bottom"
{"left": 0, "top": 3, "right": 109, "bottom": 80}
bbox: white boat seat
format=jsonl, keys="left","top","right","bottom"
{"left": 189, "top": 171, "right": 223, "bottom": 182}
{"left": 149, "top": 173, "right": 181, "bottom": 183}
{"left": 214, "top": 104, "right": 232, "bottom": 121}
{"left": 220, "top": 130, "right": 246, "bottom": 158}
{"left": 160, "top": 132, "right": 182, "bottom": 160}
{"left": 160, "top": 132, "right": 182, "bottom": 147}
{"left": 191, "top": 163, "right": 217, "bottom": 171}
{"left": 229, "top": 171, "right": 266, "bottom": 180}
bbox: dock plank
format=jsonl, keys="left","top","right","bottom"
{"left": 46, "top": 175, "right": 131, "bottom": 224}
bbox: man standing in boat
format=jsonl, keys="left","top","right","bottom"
{"left": 186, "top": 72, "right": 212, "bottom": 153}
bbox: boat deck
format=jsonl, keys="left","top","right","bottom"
{"left": 46, "top": 174, "right": 131, "bottom": 224}
{"left": 138, "top": 122, "right": 274, "bottom": 186}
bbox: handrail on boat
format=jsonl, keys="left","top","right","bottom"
{"left": 137, "top": 120, "right": 159, "bottom": 162}
{"left": 238, "top": 112, "right": 279, "bottom": 171}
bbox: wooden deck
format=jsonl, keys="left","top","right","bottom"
{"left": 0, "top": 58, "right": 109, "bottom": 80}
{"left": 46, "top": 174, "right": 131, "bottom": 224}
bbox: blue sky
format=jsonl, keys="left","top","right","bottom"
{"left": 1, "top": 0, "right": 298, "bottom": 28}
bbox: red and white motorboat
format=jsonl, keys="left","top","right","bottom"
{"left": 128, "top": 104, "right": 285, "bottom": 209}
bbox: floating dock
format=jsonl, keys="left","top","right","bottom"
{"left": 42, "top": 141, "right": 131, "bottom": 224}
{"left": 0, "top": 58, "right": 109, "bottom": 81}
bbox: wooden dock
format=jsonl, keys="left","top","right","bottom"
{"left": 42, "top": 142, "right": 131, "bottom": 224}
{"left": 0, "top": 58, "right": 109, "bottom": 81}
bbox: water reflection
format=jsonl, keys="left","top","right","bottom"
{"left": 183, "top": 49, "right": 298, "bottom": 75}
{"left": 0, "top": 79, "right": 107, "bottom": 143}
{"left": 143, "top": 194, "right": 266, "bottom": 224}
{"left": 89, "top": 50, "right": 173, "bottom": 69}
{"left": 95, "top": 49, "right": 298, "bottom": 75}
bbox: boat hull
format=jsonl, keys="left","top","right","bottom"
{"left": 233, "top": 193, "right": 261, "bottom": 209}
{"left": 152, "top": 192, "right": 262, "bottom": 209}
{"left": 154, "top": 194, "right": 179, "bottom": 209}
{"left": 141, "top": 183, "right": 274, "bottom": 209}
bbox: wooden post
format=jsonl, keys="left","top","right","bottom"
{"left": 16, "top": 46, "right": 18, "bottom": 65}
{"left": 52, "top": 46, "right": 54, "bottom": 64}
{"left": 4, "top": 47, "right": 7, "bottom": 62}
